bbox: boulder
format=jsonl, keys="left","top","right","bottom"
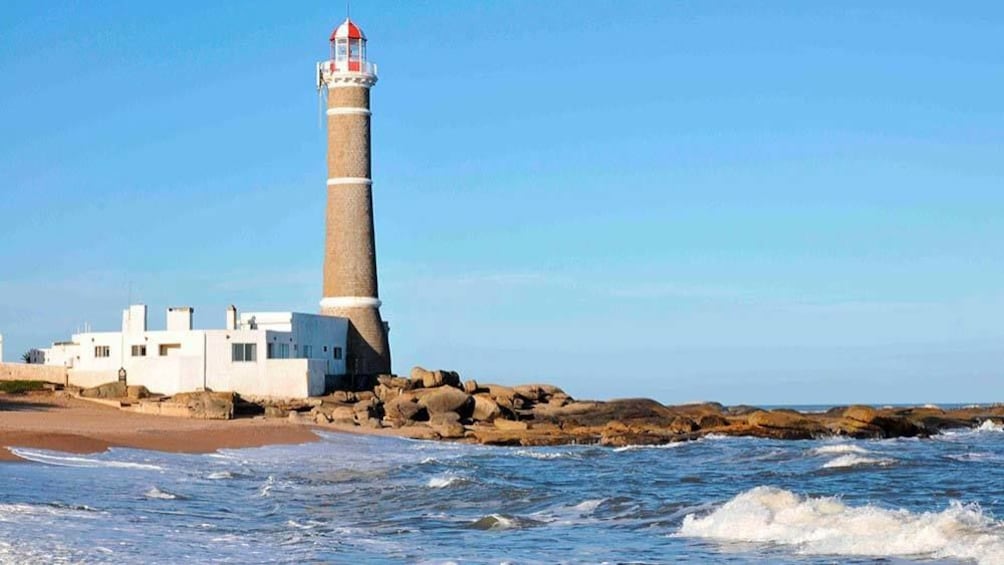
{"left": 80, "top": 381, "right": 127, "bottom": 399}
{"left": 329, "top": 390, "right": 355, "bottom": 403}
{"left": 548, "top": 393, "right": 572, "bottom": 407}
{"left": 288, "top": 411, "right": 310, "bottom": 424}
{"left": 314, "top": 410, "right": 332, "bottom": 424}
{"left": 842, "top": 405, "right": 879, "bottom": 424}
{"left": 328, "top": 405, "right": 357, "bottom": 423}
{"left": 485, "top": 384, "right": 526, "bottom": 411}
{"left": 374, "top": 384, "right": 401, "bottom": 403}
{"left": 264, "top": 405, "right": 288, "bottom": 419}
{"left": 419, "top": 387, "right": 473, "bottom": 418}
{"left": 463, "top": 380, "right": 480, "bottom": 394}
{"left": 494, "top": 419, "right": 529, "bottom": 431}
{"left": 432, "top": 421, "right": 466, "bottom": 439}
{"left": 169, "top": 391, "right": 235, "bottom": 420}
{"left": 430, "top": 411, "right": 461, "bottom": 425}
{"left": 697, "top": 414, "right": 730, "bottom": 429}
{"left": 436, "top": 370, "right": 462, "bottom": 389}
{"left": 747, "top": 410, "right": 806, "bottom": 429}
{"left": 359, "top": 417, "right": 383, "bottom": 429}
{"left": 410, "top": 366, "right": 435, "bottom": 388}
{"left": 126, "top": 385, "right": 150, "bottom": 400}
{"left": 668, "top": 416, "right": 699, "bottom": 434}
{"left": 377, "top": 375, "right": 412, "bottom": 390}
{"left": 384, "top": 395, "right": 426, "bottom": 423}
{"left": 726, "top": 405, "right": 762, "bottom": 416}
{"left": 472, "top": 394, "right": 502, "bottom": 422}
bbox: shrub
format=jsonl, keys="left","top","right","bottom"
{"left": 0, "top": 380, "right": 47, "bottom": 394}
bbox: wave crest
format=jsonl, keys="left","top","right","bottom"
{"left": 678, "top": 486, "right": 1004, "bottom": 564}
{"left": 810, "top": 444, "right": 870, "bottom": 456}
{"left": 821, "top": 454, "right": 895, "bottom": 469}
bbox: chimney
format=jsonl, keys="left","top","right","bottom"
{"left": 226, "top": 305, "right": 237, "bottom": 331}
{"left": 122, "top": 304, "right": 148, "bottom": 334}
{"left": 166, "top": 307, "right": 194, "bottom": 331}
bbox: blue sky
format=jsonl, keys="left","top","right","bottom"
{"left": 1, "top": 1, "right": 1002, "bottom": 404}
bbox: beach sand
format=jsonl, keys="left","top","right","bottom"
{"left": 0, "top": 391, "right": 320, "bottom": 462}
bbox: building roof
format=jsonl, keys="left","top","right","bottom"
{"left": 330, "top": 18, "right": 366, "bottom": 41}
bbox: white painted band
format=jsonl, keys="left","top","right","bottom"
{"left": 320, "top": 296, "right": 382, "bottom": 309}
{"left": 326, "top": 107, "right": 371, "bottom": 116}
{"left": 326, "top": 177, "right": 372, "bottom": 186}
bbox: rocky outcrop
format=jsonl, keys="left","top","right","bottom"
{"left": 223, "top": 365, "right": 1004, "bottom": 447}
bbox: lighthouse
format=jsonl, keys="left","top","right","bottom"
{"left": 317, "top": 18, "right": 391, "bottom": 376}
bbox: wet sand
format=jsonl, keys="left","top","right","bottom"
{"left": 0, "top": 391, "right": 320, "bottom": 462}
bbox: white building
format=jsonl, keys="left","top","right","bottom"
{"left": 40, "top": 305, "right": 348, "bottom": 398}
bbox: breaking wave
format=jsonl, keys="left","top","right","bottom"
{"left": 678, "top": 486, "right": 1004, "bottom": 564}
{"left": 143, "top": 487, "right": 178, "bottom": 500}
{"left": 977, "top": 420, "right": 1004, "bottom": 432}
{"left": 9, "top": 449, "right": 163, "bottom": 471}
{"left": 613, "top": 442, "right": 687, "bottom": 453}
{"left": 427, "top": 475, "right": 463, "bottom": 488}
{"left": 820, "top": 454, "right": 895, "bottom": 469}
{"left": 809, "top": 444, "right": 870, "bottom": 456}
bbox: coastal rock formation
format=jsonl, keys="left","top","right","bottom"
{"left": 76, "top": 365, "right": 1004, "bottom": 447}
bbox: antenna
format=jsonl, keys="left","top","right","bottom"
{"left": 346, "top": 0, "right": 350, "bottom": 19}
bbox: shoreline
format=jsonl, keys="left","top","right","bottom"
{"left": 3, "top": 387, "right": 1003, "bottom": 462}
{"left": 0, "top": 391, "right": 320, "bottom": 463}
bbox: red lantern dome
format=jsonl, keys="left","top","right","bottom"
{"left": 330, "top": 18, "right": 366, "bottom": 41}
{"left": 328, "top": 18, "right": 368, "bottom": 73}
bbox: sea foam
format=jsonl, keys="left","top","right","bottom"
{"left": 678, "top": 486, "right": 1004, "bottom": 565}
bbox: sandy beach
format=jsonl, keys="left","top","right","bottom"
{"left": 0, "top": 391, "right": 320, "bottom": 462}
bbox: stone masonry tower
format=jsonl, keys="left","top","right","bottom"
{"left": 317, "top": 18, "right": 391, "bottom": 376}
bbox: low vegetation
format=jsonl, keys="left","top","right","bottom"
{"left": 0, "top": 380, "right": 47, "bottom": 394}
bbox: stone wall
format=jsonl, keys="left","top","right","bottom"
{"left": 0, "top": 363, "right": 67, "bottom": 384}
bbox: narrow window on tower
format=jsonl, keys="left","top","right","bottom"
{"left": 336, "top": 39, "right": 347, "bottom": 61}
{"left": 333, "top": 347, "right": 343, "bottom": 360}
{"left": 349, "top": 39, "right": 360, "bottom": 60}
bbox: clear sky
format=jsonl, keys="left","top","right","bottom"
{"left": 1, "top": 1, "right": 1002, "bottom": 405}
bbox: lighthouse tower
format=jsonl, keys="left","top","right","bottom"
{"left": 317, "top": 18, "right": 391, "bottom": 376}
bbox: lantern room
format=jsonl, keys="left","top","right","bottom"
{"left": 330, "top": 18, "right": 367, "bottom": 72}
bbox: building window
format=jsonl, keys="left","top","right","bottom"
{"left": 131, "top": 345, "right": 146, "bottom": 357}
{"left": 159, "top": 344, "right": 181, "bottom": 357}
{"left": 232, "top": 343, "right": 257, "bottom": 363}
{"left": 94, "top": 346, "right": 110, "bottom": 358}
{"left": 333, "top": 347, "right": 342, "bottom": 360}
{"left": 302, "top": 345, "right": 312, "bottom": 359}
{"left": 267, "top": 343, "right": 290, "bottom": 360}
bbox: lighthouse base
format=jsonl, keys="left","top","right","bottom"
{"left": 321, "top": 304, "right": 390, "bottom": 377}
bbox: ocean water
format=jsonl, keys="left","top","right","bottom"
{"left": 2, "top": 423, "right": 1004, "bottom": 564}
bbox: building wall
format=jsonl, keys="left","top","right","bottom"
{"left": 38, "top": 309, "right": 345, "bottom": 398}
{"left": 0, "top": 363, "right": 67, "bottom": 383}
